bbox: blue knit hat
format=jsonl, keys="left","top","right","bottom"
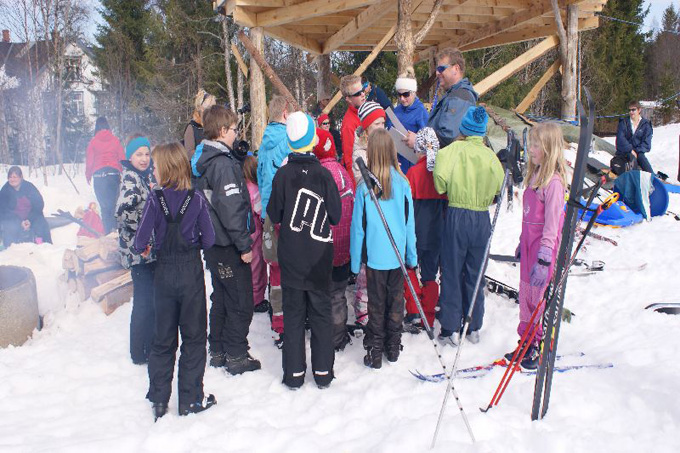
{"left": 459, "top": 106, "right": 488, "bottom": 137}
{"left": 287, "top": 112, "right": 317, "bottom": 153}
{"left": 126, "top": 136, "right": 151, "bottom": 160}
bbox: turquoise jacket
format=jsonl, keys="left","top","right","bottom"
{"left": 257, "top": 122, "right": 289, "bottom": 218}
{"left": 350, "top": 167, "right": 417, "bottom": 274}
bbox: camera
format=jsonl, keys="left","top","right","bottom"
{"left": 237, "top": 103, "right": 251, "bottom": 114}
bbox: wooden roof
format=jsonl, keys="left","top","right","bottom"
{"left": 218, "top": 0, "right": 607, "bottom": 57}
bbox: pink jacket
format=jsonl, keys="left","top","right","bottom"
{"left": 319, "top": 157, "right": 354, "bottom": 266}
{"left": 246, "top": 180, "right": 263, "bottom": 241}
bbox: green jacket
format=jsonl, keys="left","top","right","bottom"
{"left": 433, "top": 136, "right": 504, "bottom": 211}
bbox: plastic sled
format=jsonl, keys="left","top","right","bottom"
{"left": 578, "top": 199, "right": 643, "bottom": 227}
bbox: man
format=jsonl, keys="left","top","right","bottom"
{"left": 340, "top": 75, "right": 366, "bottom": 179}
{"left": 615, "top": 100, "right": 653, "bottom": 174}
{"left": 393, "top": 77, "right": 429, "bottom": 174}
{"left": 407, "top": 47, "right": 477, "bottom": 149}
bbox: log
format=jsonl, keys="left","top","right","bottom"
{"left": 76, "top": 274, "right": 99, "bottom": 301}
{"left": 62, "top": 249, "right": 78, "bottom": 271}
{"left": 81, "top": 257, "right": 119, "bottom": 276}
{"left": 76, "top": 235, "right": 98, "bottom": 248}
{"left": 75, "top": 240, "right": 100, "bottom": 262}
{"left": 90, "top": 271, "right": 132, "bottom": 303}
{"left": 99, "top": 285, "right": 134, "bottom": 316}
{"left": 95, "top": 268, "right": 128, "bottom": 286}
{"left": 98, "top": 237, "right": 119, "bottom": 262}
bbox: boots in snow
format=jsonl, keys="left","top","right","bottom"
{"left": 520, "top": 345, "right": 539, "bottom": 370}
{"left": 437, "top": 329, "right": 459, "bottom": 347}
{"left": 179, "top": 394, "right": 217, "bottom": 416}
{"left": 385, "top": 344, "right": 403, "bottom": 363}
{"left": 363, "top": 347, "right": 383, "bottom": 369}
{"left": 152, "top": 402, "right": 168, "bottom": 421}
{"left": 209, "top": 351, "right": 226, "bottom": 368}
{"left": 225, "top": 352, "right": 261, "bottom": 375}
{"left": 254, "top": 299, "right": 271, "bottom": 313}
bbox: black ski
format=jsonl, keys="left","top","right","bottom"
{"left": 485, "top": 275, "right": 518, "bottom": 301}
{"left": 531, "top": 88, "right": 595, "bottom": 420}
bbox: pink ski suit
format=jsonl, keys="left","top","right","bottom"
{"left": 518, "top": 174, "right": 565, "bottom": 345}
{"left": 246, "top": 180, "right": 267, "bottom": 305}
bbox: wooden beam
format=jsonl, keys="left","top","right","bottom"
{"left": 322, "top": 0, "right": 394, "bottom": 54}
{"left": 256, "top": 0, "right": 377, "bottom": 28}
{"left": 474, "top": 35, "right": 559, "bottom": 96}
{"left": 232, "top": 5, "right": 258, "bottom": 27}
{"left": 264, "top": 26, "right": 323, "bottom": 54}
{"left": 231, "top": 42, "right": 248, "bottom": 77}
{"left": 322, "top": 24, "right": 397, "bottom": 114}
{"left": 515, "top": 59, "right": 561, "bottom": 113}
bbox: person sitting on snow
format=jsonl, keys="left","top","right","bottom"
{"left": 614, "top": 100, "right": 653, "bottom": 175}
{"left": 0, "top": 166, "right": 52, "bottom": 247}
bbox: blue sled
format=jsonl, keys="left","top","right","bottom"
{"left": 578, "top": 199, "right": 643, "bottom": 227}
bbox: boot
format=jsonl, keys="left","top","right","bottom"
{"left": 152, "top": 402, "right": 168, "bottom": 422}
{"left": 385, "top": 343, "right": 403, "bottom": 363}
{"left": 224, "top": 352, "right": 261, "bottom": 375}
{"left": 179, "top": 394, "right": 217, "bottom": 416}
{"left": 254, "top": 299, "right": 271, "bottom": 313}
{"left": 363, "top": 347, "right": 382, "bottom": 369}
{"left": 520, "top": 346, "right": 540, "bottom": 370}
{"left": 209, "top": 351, "right": 226, "bottom": 368}
{"left": 437, "top": 328, "right": 459, "bottom": 347}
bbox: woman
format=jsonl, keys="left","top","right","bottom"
{"left": 183, "top": 89, "right": 216, "bottom": 159}
{"left": 614, "top": 100, "right": 653, "bottom": 174}
{"left": 86, "top": 117, "right": 125, "bottom": 234}
{"left": 0, "top": 166, "right": 52, "bottom": 247}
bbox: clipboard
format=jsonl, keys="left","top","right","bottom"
{"left": 385, "top": 107, "right": 420, "bottom": 164}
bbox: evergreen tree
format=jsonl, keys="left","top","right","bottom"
{"left": 647, "top": 4, "right": 680, "bottom": 123}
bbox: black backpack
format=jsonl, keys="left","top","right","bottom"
{"left": 610, "top": 153, "right": 637, "bottom": 176}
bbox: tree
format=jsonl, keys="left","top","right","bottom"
{"left": 646, "top": 4, "right": 680, "bottom": 123}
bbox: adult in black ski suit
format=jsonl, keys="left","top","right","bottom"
{"left": 0, "top": 166, "right": 52, "bottom": 247}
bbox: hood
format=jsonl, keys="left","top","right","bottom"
{"left": 194, "top": 140, "right": 233, "bottom": 177}
{"left": 448, "top": 77, "right": 478, "bottom": 102}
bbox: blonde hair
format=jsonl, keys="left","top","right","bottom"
{"left": 192, "top": 89, "right": 216, "bottom": 124}
{"left": 153, "top": 142, "right": 193, "bottom": 191}
{"left": 366, "top": 129, "right": 406, "bottom": 200}
{"left": 340, "top": 74, "right": 362, "bottom": 96}
{"left": 526, "top": 122, "right": 568, "bottom": 190}
{"left": 268, "top": 95, "right": 289, "bottom": 122}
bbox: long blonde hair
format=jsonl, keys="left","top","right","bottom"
{"left": 526, "top": 122, "right": 567, "bottom": 190}
{"left": 153, "top": 142, "right": 192, "bottom": 191}
{"left": 366, "top": 129, "right": 406, "bottom": 200}
{"left": 192, "top": 89, "right": 216, "bottom": 124}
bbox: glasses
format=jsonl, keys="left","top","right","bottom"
{"left": 227, "top": 126, "right": 239, "bottom": 135}
{"left": 436, "top": 64, "right": 451, "bottom": 73}
{"left": 321, "top": 121, "right": 330, "bottom": 126}
{"left": 397, "top": 91, "right": 412, "bottom": 98}
{"left": 629, "top": 108, "right": 638, "bottom": 112}
{"left": 347, "top": 89, "right": 364, "bottom": 98}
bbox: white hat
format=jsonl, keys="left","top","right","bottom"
{"left": 394, "top": 77, "right": 417, "bottom": 93}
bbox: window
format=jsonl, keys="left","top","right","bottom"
{"left": 65, "top": 56, "right": 82, "bottom": 82}
{"left": 67, "top": 91, "right": 84, "bottom": 116}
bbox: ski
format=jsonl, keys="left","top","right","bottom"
{"left": 575, "top": 227, "right": 618, "bottom": 246}
{"left": 644, "top": 303, "right": 680, "bottom": 315}
{"left": 485, "top": 275, "right": 518, "bottom": 302}
{"left": 531, "top": 88, "right": 596, "bottom": 421}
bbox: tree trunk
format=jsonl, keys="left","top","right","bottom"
{"left": 249, "top": 27, "right": 267, "bottom": 150}
{"left": 221, "top": 17, "right": 236, "bottom": 111}
{"left": 316, "top": 54, "right": 332, "bottom": 102}
{"left": 395, "top": 0, "right": 416, "bottom": 78}
{"left": 562, "top": 4, "right": 578, "bottom": 120}
{"left": 0, "top": 93, "right": 9, "bottom": 163}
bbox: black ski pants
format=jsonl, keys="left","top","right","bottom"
{"left": 93, "top": 168, "right": 120, "bottom": 234}
{"left": 364, "top": 267, "right": 404, "bottom": 351}
{"left": 205, "top": 245, "right": 254, "bottom": 357}
{"left": 282, "top": 285, "right": 334, "bottom": 388}
{"left": 147, "top": 252, "right": 207, "bottom": 406}
{"left": 330, "top": 263, "right": 350, "bottom": 349}
{"left": 130, "top": 262, "right": 155, "bottom": 364}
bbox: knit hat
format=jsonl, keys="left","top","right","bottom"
{"left": 313, "top": 129, "right": 336, "bottom": 160}
{"left": 317, "top": 113, "right": 329, "bottom": 127}
{"left": 415, "top": 127, "right": 440, "bottom": 172}
{"left": 358, "top": 101, "right": 386, "bottom": 130}
{"left": 394, "top": 77, "right": 417, "bottom": 93}
{"left": 287, "top": 112, "right": 317, "bottom": 153}
{"left": 126, "top": 136, "right": 151, "bottom": 160}
{"left": 459, "top": 106, "right": 488, "bottom": 137}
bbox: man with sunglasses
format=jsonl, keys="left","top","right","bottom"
{"left": 340, "top": 75, "right": 367, "bottom": 179}
{"left": 614, "top": 100, "right": 653, "bottom": 174}
{"left": 408, "top": 48, "right": 477, "bottom": 149}
{"left": 393, "top": 77, "right": 429, "bottom": 174}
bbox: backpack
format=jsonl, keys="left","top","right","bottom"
{"left": 610, "top": 153, "right": 637, "bottom": 176}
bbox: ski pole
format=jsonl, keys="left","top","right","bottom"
{"left": 431, "top": 167, "right": 510, "bottom": 449}
{"left": 355, "top": 157, "right": 476, "bottom": 444}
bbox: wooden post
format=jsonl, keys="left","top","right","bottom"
{"left": 231, "top": 43, "right": 249, "bottom": 78}
{"left": 248, "top": 28, "right": 267, "bottom": 149}
{"left": 515, "top": 60, "right": 561, "bottom": 114}
{"left": 552, "top": 0, "right": 578, "bottom": 120}
{"left": 315, "top": 54, "right": 332, "bottom": 102}
{"left": 239, "top": 30, "right": 301, "bottom": 112}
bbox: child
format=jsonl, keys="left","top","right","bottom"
{"left": 242, "top": 155, "right": 269, "bottom": 312}
{"left": 433, "top": 106, "right": 504, "bottom": 347}
{"left": 506, "top": 122, "right": 567, "bottom": 369}
{"left": 350, "top": 128, "right": 417, "bottom": 369}
{"left": 193, "top": 105, "right": 261, "bottom": 374}
{"left": 403, "top": 127, "right": 447, "bottom": 333}
{"left": 115, "top": 135, "right": 156, "bottom": 365}
{"left": 313, "top": 127, "right": 355, "bottom": 351}
{"left": 267, "top": 112, "right": 342, "bottom": 389}
{"left": 134, "top": 142, "right": 216, "bottom": 420}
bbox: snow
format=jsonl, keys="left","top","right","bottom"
{"left": 1, "top": 126, "right": 679, "bottom": 452}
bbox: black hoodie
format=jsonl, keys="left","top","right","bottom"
{"left": 195, "top": 140, "right": 254, "bottom": 252}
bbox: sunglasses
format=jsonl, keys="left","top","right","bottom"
{"left": 629, "top": 108, "right": 638, "bottom": 112}
{"left": 321, "top": 121, "right": 330, "bottom": 125}
{"left": 347, "top": 89, "right": 364, "bottom": 98}
{"left": 436, "top": 64, "right": 451, "bottom": 73}
{"left": 397, "top": 91, "right": 412, "bottom": 98}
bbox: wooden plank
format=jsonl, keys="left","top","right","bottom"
{"left": 515, "top": 59, "right": 561, "bottom": 113}
{"left": 233, "top": 6, "right": 258, "bottom": 27}
{"left": 91, "top": 271, "right": 132, "bottom": 303}
{"left": 474, "top": 35, "right": 559, "bottom": 96}
{"left": 231, "top": 42, "right": 249, "bottom": 77}
{"left": 94, "top": 268, "right": 129, "bottom": 286}
{"left": 322, "top": 0, "right": 394, "bottom": 54}
{"left": 100, "top": 285, "right": 134, "bottom": 316}
{"left": 256, "top": 0, "right": 376, "bottom": 28}
{"left": 263, "top": 25, "right": 323, "bottom": 54}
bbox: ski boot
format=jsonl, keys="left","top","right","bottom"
{"left": 363, "top": 347, "right": 383, "bottom": 369}
{"left": 179, "top": 394, "right": 217, "bottom": 416}
{"left": 465, "top": 330, "right": 481, "bottom": 344}
{"left": 402, "top": 314, "right": 423, "bottom": 335}
{"left": 520, "top": 346, "right": 539, "bottom": 370}
{"left": 209, "top": 351, "right": 226, "bottom": 368}
{"left": 152, "top": 402, "right": 168, "bottom": 422}
{"left": 385, "top": 344, "right": 403, "bottom": 363}
{"left": 224, "top": 352, "right": 261, "bottom": 375}
{"left": 437, "top": 329, "right": 459, "bottom": 347}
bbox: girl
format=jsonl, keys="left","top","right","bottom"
{"left": 507, "top": 122, "right": 567, "bottom": 370}
{"left": 243, "top": 155, "right": 269, "bottom": 313}
{"left": 115, "top": 135, "right": 156, "bottom": 365}
{"left": 183, "top": 89, "right": 216, "bottom": 159}
{"left": 134, "top": 142, "right": 216, "bottom": 420}
{"left": 350, "top": 129, "right": 417, "bottom": 369}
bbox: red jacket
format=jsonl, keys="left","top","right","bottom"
{"left": 319, "top": 157, "right": 354, "bottom": 267}
{"left": 85, "top": 130, "right": 125, "bottom": 183}
{"left": 341, "top": 104, "right": 360, "bottom": 178}
{"left": 406, "top": 156, "right": 448, "bottom": 200}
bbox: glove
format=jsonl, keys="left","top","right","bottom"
{"left": 529, "top": 246, "right": 552, "bottom": 288}
{"left": 514, "top": 244, "right": 521, "bottom": 260}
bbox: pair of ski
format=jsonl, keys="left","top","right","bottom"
{"left": 489, "top": 254, "right": 646, "bottom": 276}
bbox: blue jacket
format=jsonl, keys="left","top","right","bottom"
{"left": 427, "top": 78, "right": 478, "bottom": 148}
{"left": 616, "top": 117, "right": 652, "bottom": 155}
{"left": 257, "top": 122, "right": 290, "bottom": 218}
{"left": 350, "top": 167, "right": 417, "bottom": 274}
{"left": 394, "top": 97, "right": 429, "bottom": 174}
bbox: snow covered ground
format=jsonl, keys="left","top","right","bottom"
{"left": 0, "top": 125, "right": 679, "bottom": 453}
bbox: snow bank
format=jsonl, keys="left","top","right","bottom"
{"left": 0, "top": 125, "right": 679, "bottom": 452}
